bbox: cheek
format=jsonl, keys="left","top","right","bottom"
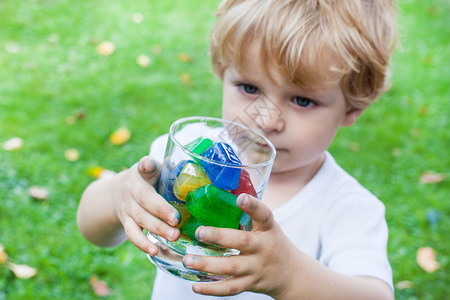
{"left": 289, "top": 121, "right": 337, "bottom": 155}
{"left": 307, "top": 122, "right": 341, "bottom": 151}
{"left": 221, "top": 86, "right": 235, "bottom": 120}
{"left": 221, "top": 89, "right": 251, "bottom": 122}
{"left": 221, "top": 98, "right": 237, "bottom": 121}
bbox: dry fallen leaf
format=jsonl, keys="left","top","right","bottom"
{"left": 422, "top": 55, "right": 432, "bottom": 65}
{"left": 136, "top": 55, "right": 151, "bottom": 67}
{"left": 87, "top": 166, "right": 116, "bottom": 179}
{"left": 420, "top": 172, "right": 445, "bottom": 184}
{"left": 427, "top": 5, "right": 437, "bottom": 15}
{"left": 179, "top": 73, "right": 191, "bottom": 85}
{"left": 395, "top": 280, "right": 413, "bottom": 290}
{"left": 392, "top": 148, "right": 402, "bottom": 157}
{"left": 418, "top": 105, "right": 428, "bottom": 114}
{"left": 29, "top": 186, "right": 49, "bottom": 200}
{"left": 65, "top": 115, "right": 76, "bottom": 125}
{"left": 109, "top": 126, "right": 131, "bottom": 145}
{"left": 152, "top": 45, "right": 163, "bottom": 55}
{"left": 66, "top": 111, "right": 86, "bottom": 125}
{"left": 0, "top": 244, "right": 8, "bottom": 264}
{"left": 8, "top": 262, "right": 37, "bottom": 279}
{"left": 75, "top": 111, "right": 86, "bottom": 120}
{"left": 87, "top": 166, "right": 106, "bottom": 179}
{"left": 417, "top": 246, "right": 440, "bottom": 273}
{"left": 89, "top": 37, "right": 99, "bottom": 45}
{"left": 89, "top": 276, "right": 110, "bottom": 297}
{"left": 97, "top": 41, "right": 115, "bottom": 56}
{"left": 349, "top": 142, "right": 359, "bottom": 152}
{"left": 64, "top": 148, "right": 80, "bottom": 162}
{"left": 410, "top": 128, "right": 420, "bottom": 137}
{"left": 3, "top": 137, "right": 23, "bottom": 151}
{"left": 177, "top": 53, "right": 192, "bottom": 63}
{"left": 132, "top": 13, "right": 144, "bottom": 24}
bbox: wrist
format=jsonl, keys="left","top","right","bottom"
{"left": 267, "top": 242, "right": 307, "bottom": 299}
{"left": 110, "top": 168, "right": 134, "bottom": 227}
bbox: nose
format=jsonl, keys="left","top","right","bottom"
{"left": 252, "top": 97, "right": 285, "bottom": 134}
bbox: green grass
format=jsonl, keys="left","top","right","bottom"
{"left": 0, "top": 0, "right": 448, "bottom": 299}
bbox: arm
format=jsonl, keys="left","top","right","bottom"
{"left": 77, "top": 156, "right": 181, "bottom": 255}
{"left": 182, "top": 194, "right": 394, "bottom": 299}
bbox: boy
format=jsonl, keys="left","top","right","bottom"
{"left": 77, "top": 0, "right": 397, "bottom": 299}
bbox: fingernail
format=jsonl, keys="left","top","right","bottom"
{"left": 192, "top": 284, "right": 202, "bottom": 294}
{"left": 183, "top": 255, "right": 194, "bottom": 268}
{"left": 168, "top": 227, "right": 178, "bottom": 241}
{"left": 169, "top": 211, "right": 180, "bottom": 226}
{"left": 195, "top": 227, "right": 206, "bottom": 241}
{"left": 237, "top": 194, "right": 248, "bottom": 206}
{"left": 145, "top": 158, "right": 158, "bottom": 174}
{"left": 148, "top": 247, "right": 158, "bottom": 256}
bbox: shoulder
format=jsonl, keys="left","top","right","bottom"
{"left": 321, "top": 152, "right": 384, "bottom": 209}
{"left": 317, "top": 154, "right": 392, "bottom": 290}
{"left": 317, "top": 152, "right": 387, "bottom": 239}
{"left": 284, "top": 152, "right": 385, "bottom": 221}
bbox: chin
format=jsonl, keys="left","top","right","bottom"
{"left": 270, "top": 161, "right": 286, "bottom": 173}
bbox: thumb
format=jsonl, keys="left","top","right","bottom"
{"left": 137, "top": 156, "right": 161, "bottom": 186}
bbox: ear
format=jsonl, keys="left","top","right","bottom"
{"left": 341, "top": 108, "right": 364, "bottom": 127}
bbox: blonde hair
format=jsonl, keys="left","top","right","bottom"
{"left": 210, "top": 0, "right": 397, "bottom": 109}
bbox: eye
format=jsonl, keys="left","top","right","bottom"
{"left": 240, "top": 84, "right": 259, "bottom": 95}
{"left": 292, "top": 96, "right": 315, "bottom": 108}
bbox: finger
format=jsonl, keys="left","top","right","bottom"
{"left": 137, "top": 156, "right": 161, "bottom": 185}
{"left": 127, "top": 179, "right": 181, "bottom": 227}
{"left": 130, "top": 204, "right": 180, "bottom": 242}
{"left": 182, "top": 254, "right": 252, "bottom": 277}
{"left": 191, "top": 276, "right": 253, "bottom": 296}
{"left": 122, "top": 216, "right": 159, "bottom": 255}
{"left": 236, "top": 194, "right": 275, "bottom": 231}
{"left": 194, "top": 226, "right": 259, "bottom": 253}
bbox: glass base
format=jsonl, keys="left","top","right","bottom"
{"left": 146, "top": 232, "right": 235, "bottom": 282}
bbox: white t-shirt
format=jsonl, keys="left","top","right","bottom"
{"left": 149, "top": 134, "right": 393, "bottom": 299}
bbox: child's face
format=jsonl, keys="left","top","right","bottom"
{"left": 221, "top": 54, "right": 362, "bottom": 174}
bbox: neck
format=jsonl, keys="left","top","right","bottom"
{"left": 262, "top": 153, "right": 326, "bottom": 210}
{"left": 270, "top": 153, "right": 325, "bottom": 185}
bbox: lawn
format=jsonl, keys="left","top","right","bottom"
{"left": 0, "top": 0, "right": 448, "bottom": 299}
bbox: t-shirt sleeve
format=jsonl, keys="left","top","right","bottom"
{"left": 149, "top": 134, "right": 169, "bottom": 163}
{"left": 319, "top": 193, "right": 393, "bottom": 292}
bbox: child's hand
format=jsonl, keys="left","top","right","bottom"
{"left": 181, "top": 194, "right": 299, "bottom": 298}
{"left": 114, "top": 156, "right": 180, "bottom": 255}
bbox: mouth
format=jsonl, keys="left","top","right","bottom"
{"left": 255, "top": 141, "right": 270, "bottom": 148}
{"left": 255, "top": 141, "right": 286, "bottom": 153}
{"left": 253, "top": 141, "right": 273, "bottom": 155}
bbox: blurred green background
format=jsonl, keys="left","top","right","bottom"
{"left": 0, "top": 0, "right": 448, "bottom": 299}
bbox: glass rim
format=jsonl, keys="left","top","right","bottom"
{"left": 169, "top": 116, "right": 276, "bottom": 169}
